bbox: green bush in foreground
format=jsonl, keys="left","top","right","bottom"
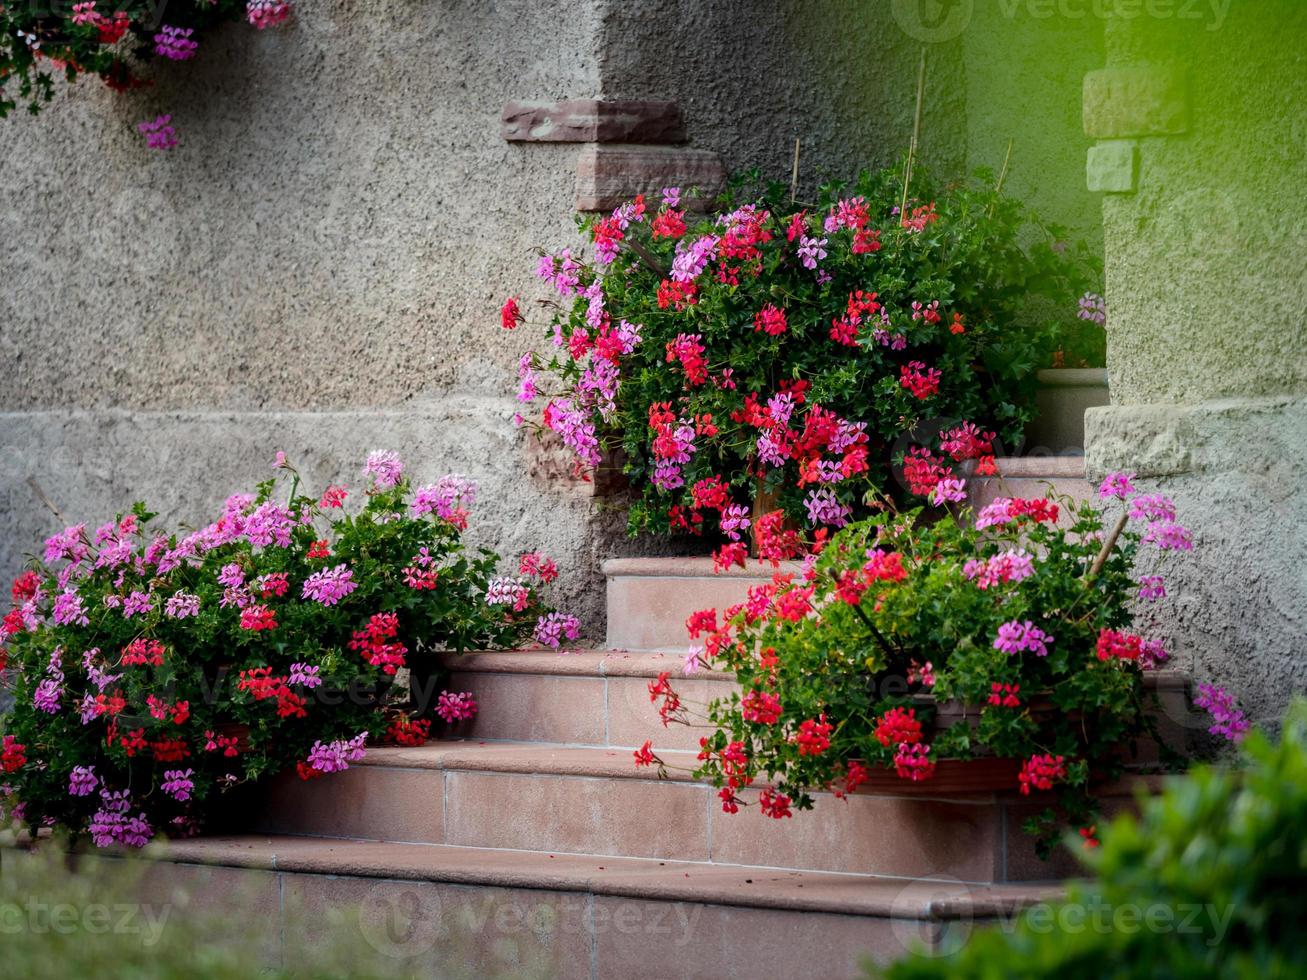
{"left": 877, "top": 699, "right": 1307, "bottom": 979}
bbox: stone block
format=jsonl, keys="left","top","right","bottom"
{"left": 1083, "top": 64, "right": 1188, "bottom": 137}
{"left": 575, "top": 145, "right": 726, "bottom": 212}
{"left": 502, "top": 99, "right": 686, "bottom": 144}
{"left": 1087, "top": 140, "right": 1138, "bottom": 193}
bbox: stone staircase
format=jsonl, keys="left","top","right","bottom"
{"left": 117, "top": 456, "right": 1188, "bottom": 978}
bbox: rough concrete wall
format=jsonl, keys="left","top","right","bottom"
{"left": 962, "top": 5, "right": 1105, "bottom": 249}
{"left": 1088, "top": 1, "right": 1307, "bottom": 727}
{"left": 596, "top": 0, "right": 966, "bottom": 189}
{"left": 1101, "top": 3, "right": 1307, "bottom": 405}
{"left": 0, "top": 1, "right": 622, "bottom": 624}
{"left": 1, "top": 0, "right": 603, "bottom": 412}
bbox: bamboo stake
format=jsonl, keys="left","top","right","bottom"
{"left": 789, "top": 137, "right": 801, "bottom": 203}
{"left": 988, "top": 137, "right": 1014, "bottom": 219}
{"left": 1088, "top": 510, "right": 1130, "bottom": 578}
{"left": 900, "top": 48, "right": 928, "bottom": 219}
{"left": 27, "top": 477, "right": 73, "bottom": 528}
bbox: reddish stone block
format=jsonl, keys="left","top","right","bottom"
{"left": 502, "top": 99, "right": 686, "bottom": 144}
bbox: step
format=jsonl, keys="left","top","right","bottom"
{"left": 604, "top": 557, "right": 803, "bottom": 651}
{"left": 254, "top": 740, "right": 1167, "bottom": 884}
{"left": 967, "top": 455, "right": 1093, "bottom": 518}
{"left": 441, "top": 650, "right": 1196, "bottom": 759}
{"left": 604, "top": 460, "right": 1090, "bottom": 652}
{"left": 443, "top": 648, "right": 733, "bottom": 751}
{"left": 26, "top": 835, "right": 1062, "bottom": 978}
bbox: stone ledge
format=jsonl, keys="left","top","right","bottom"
{"left": 1084, "top": 397, "right": 1307, "bottom": 479}
{"left": 135, "top": 835, "right": 1064, "bottom": 920}
{"left": 602, "top": 556, "right": 802, "bottom": 579}
{"left": 502, "top": 99, "right": 686, "bottom": 144}
{"left": 1036, "top": 368, "right": 1109, "bottom": 389}
{"left": 443, "top": 648, "right": 735, "bottom": 680}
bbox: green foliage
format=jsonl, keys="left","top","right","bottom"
{"left": 0, "top": 2, "right": 250, "bottom": 118}
{"left": 525, "top": 162, "right": 1098, "bottom": 542}
{"left": 659, "top": 489, "right": 1183, "bottom": 851}
{"left": 877, "top": 700, "right": 1307, "bottom": 980}
{"left": 0, "top": 459, "right": 549, "bottom": 845}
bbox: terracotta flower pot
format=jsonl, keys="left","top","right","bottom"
{"left": 1023, "top": 368, "right": 1109, "bottom": 455}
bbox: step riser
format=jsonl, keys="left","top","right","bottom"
{"left": 604, "top": 462, "right": 1091, "bottom": 649}
{"left": 445, "top": 665, "right": 1194, "bottom": 760}
{"left": 255, "top": 763, "right": 1120, "bottom": 882}
{"left": 103, "top": 855, "right": 941, "bottom": 978}
{"left": 606, "top": 568, "right": 779, "bottom": 651}
{"left": 447, "top": 668, "right": 722, "bottom": 751}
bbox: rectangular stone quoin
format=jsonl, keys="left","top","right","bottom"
{"left": 1083, "top": 64, "right": 1188, "bottom": 138}
{"left": 502, "top": 100, "right": 686, "bottom": 143}
{"left": 575, "top": 144, "right": 726, "bottom": 213}
{"left": 1087, "top": 140, "right": 1138, "bottom": 193}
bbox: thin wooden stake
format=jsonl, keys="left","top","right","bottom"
{"left": 988, "top": 137, "right": 1013, "bottom": 218}
{"left": 27, "top": 477, "right": 72, "bottom": 528}
{"left": 1088, "top": 510, "right": 1130, "bottom": 578}
{"left": 789, "top": 137, "right": 801, "bottom": 203}
{"left": 900, "top": 48, "right": 928, "bottom": 219}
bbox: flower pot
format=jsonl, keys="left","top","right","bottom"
{"left": 852, "top": 756, "right": 1023, "bottom": 796}
{"left": 1023, "top": 368, "right": 1108, "bottom": 455}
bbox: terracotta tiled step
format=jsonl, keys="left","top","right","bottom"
{"left": 443, "top": 649, "right": 1196, "bottom": 757}
{"left": 444, "top": 648, "right": 732, "bottom": 751}
{"left": 58, "top": 835, "right": 1062, "bottom": 978}
{"left": 255, "top": 741, "right": 1169, "bottom": 883}
{"left": 967, "top": 455, "right": 1094, "bottom": 517}
{"left": 603, "top": 556, "right": 803, "bottom": 651}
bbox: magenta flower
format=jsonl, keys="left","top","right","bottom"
{"left": 670, "top": 234, "right": 719, "bottom": 282}
{"left": 1077, "top": 292, "right": 1107, "bottom": 325}
{"left": 52, "top": 590, "right": 89, "bottom": 627}
{"left": 362, "top": 450, "right": 404, "bottom": 489}
{"left": 137, "top": 115, "right": 178, "bottom": 151}
{"left": 661, "top": 187, "right": 681, "bottom": 208}
{"left": 161, "top": 769, "right": 195, "bottom": 802}
{"left": 534, "top": 612, "right": 581, "bottom": 649}
{"left": 1137, "top": 575, "right": 1166, "bottom": 601}
{"left": 1144, "top": 521, "right": 1194, "bottom": 551}
{"left": 165, "top": 590, "right": 201, "bottom": 619}
{"left": 930, "top": 477, "right": 968, "bottom": 506}
{"left": 797, "top": 235, "right": 828, "bottom": 270}
{"left": 435, "top": 690, "right": 479, "bottom": 723}
{"left": 301, "top": 564, "right": 357, "bottom": 606}
{"left": 720, "top": 505, "right": 752, "bottom": 542}
{"left": 410, "top": 474, "right": 477, "bottom": 520}
{"left": 1194, "top": 684, "right": 1250, "bottom": 742}
{"left": 153, "top": 25, "right": 198, "bottom": 60}
{"left": 1129, "top": 494, "right": 1176, "bottom": 522}
{"left": 33, "top": 679, "right": 62, "bottom": 713}
{"left": 288, "top": 663, "right": 322, "bottom": 689}
{"left": 993, "top": 620, "right": 1053, "bottom": 657}
{"left": 805, "top": 488, "right": 852, "bottom": 528}
{"left": 68, "top": 766, "right": 98, "bottom": 797}
{"left": 247, "top": 0, "right": 293, "bottom": 29}
{"left": 1097, "top": 471, "right": 1136, "bottom": 501}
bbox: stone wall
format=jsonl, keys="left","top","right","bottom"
{"left": 0, "top": 0, "right": 972, "bottom": 633}
{"left": 1084, "top": 1, "right": 1307, "bottom": 727}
